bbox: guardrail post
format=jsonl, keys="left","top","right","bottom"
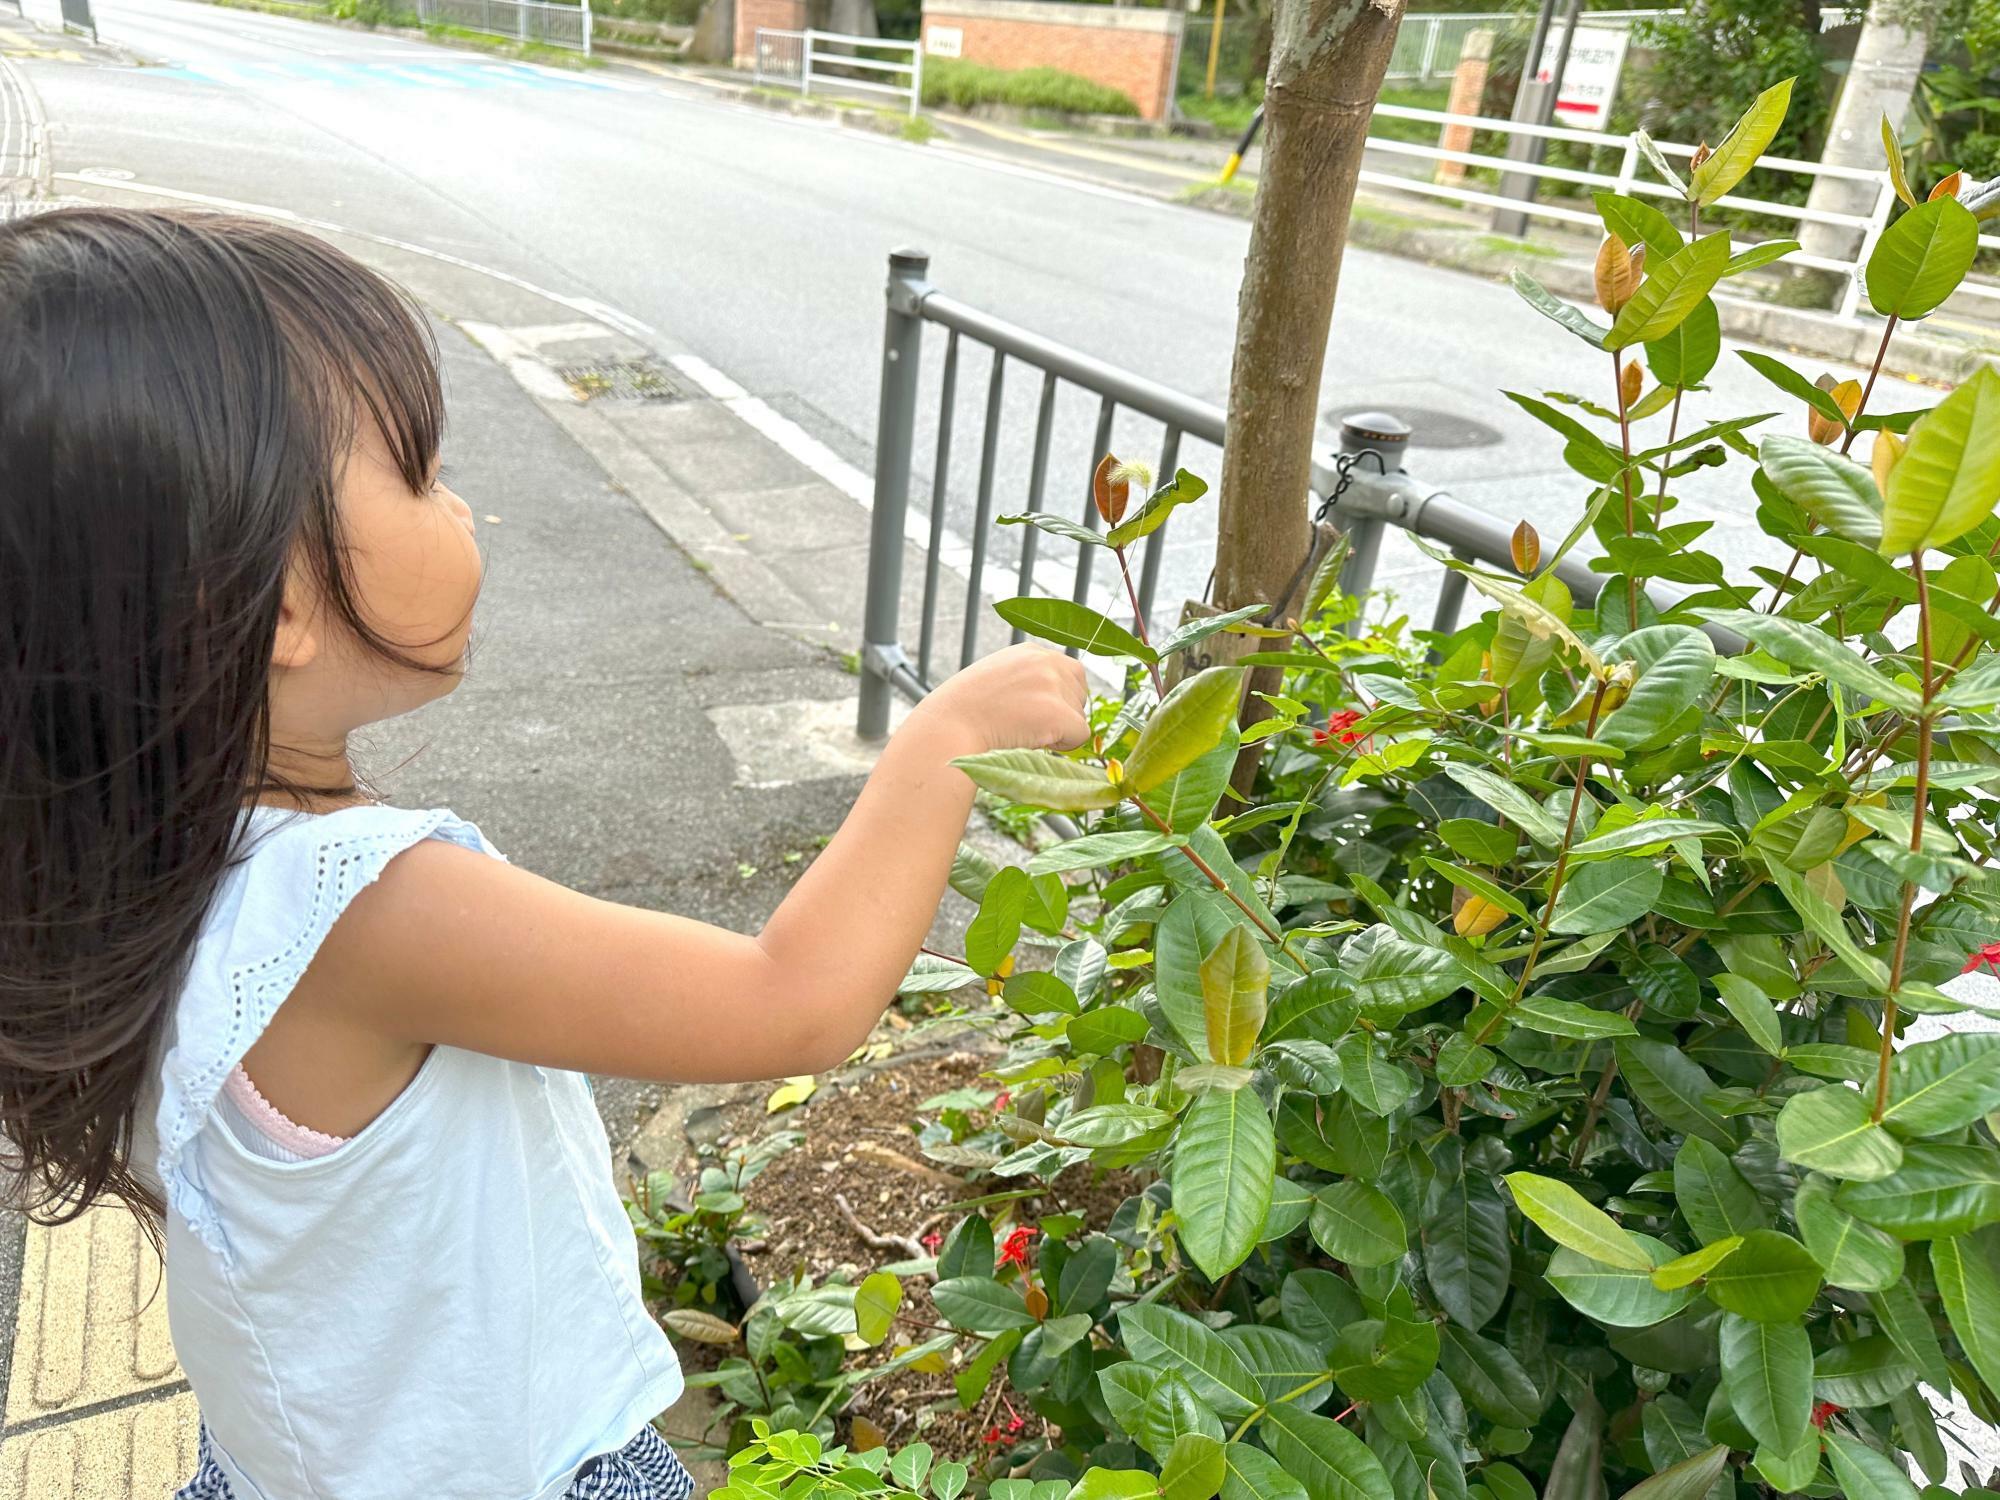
{"left": 1334, "top": 412, "right": 1410, "bottom": 633}
{"left": 582, "top": 0, "right": 592, "bottom": 57}
{"left": 910, "top": 39, "right": 923, "bottom": 117}
{"left": 802, "top": 30, "right": 815, "bottom": 97}
{"left": 859, "top": 249, "right": 931, "bottom": 739}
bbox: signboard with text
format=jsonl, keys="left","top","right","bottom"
{"left": 1535, "top": 26, "right": 1629, "bottom": 131}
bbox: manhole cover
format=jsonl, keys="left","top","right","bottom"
{"left": 1326, "top": 404, "right": 1503, "bottom": 449}
{"left": 554, "top": 357, "right": 689, "bottom": 403}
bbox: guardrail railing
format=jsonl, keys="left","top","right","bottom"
{"left": 855, "top": 249, "right": 1723, "bottom": 737}
{"left": 415, "top": 0, "right": 592, "bottom": 53}
{"left": 1355, "top": 101, "right": 1990, "bottom": 323}
{"left": 753, "top": 27, "right": 922, "bottom": 118}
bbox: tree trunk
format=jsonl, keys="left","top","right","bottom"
{"left": 1799, "top": 0, "right": 1931, "bottom": 266}
{"left": 1215, "top": 0, "right": 1407, "bottom": 789}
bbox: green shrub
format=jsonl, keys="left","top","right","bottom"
{"left": 921, "top": 57, "right": 1137, "bottom": 119}
{"left": 713, "top": 80, "right": 2000, "bottom": 1500}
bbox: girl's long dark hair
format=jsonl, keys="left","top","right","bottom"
{"left": 0, "top": 207, "right": 444, "bottom": 1234}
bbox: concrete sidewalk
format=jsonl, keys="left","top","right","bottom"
{"left": 0, "top": 163, "right": 949, "bottom": 1495}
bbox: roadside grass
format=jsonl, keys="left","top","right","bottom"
{"left": 921, "top": 57, "right": 1136, "bottom": 117}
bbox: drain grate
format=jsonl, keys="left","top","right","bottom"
{"left": 554, "top": 356, "right": 690, "bottom": 403}
{"left": 1326, "top": 404, "right": 1504, "bottom": 449}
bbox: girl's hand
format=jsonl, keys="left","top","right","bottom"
{"left": 915, "top": 643, "right": 1092, "bottom": 755}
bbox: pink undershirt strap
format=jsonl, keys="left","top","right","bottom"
{"left": 221, "top": 1065, "right": 350, "bottom": 1160}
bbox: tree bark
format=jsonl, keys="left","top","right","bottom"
{"left": 1215, "top": 0, "right": 1407, "bottom": 788}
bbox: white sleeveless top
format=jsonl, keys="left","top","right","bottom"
{"left": 135, "top": 804, "right": 684, "bottom": 1500}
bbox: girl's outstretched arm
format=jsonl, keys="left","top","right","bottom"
{"left": 297, "top": 644, "right": 1091, "bottom": 1084}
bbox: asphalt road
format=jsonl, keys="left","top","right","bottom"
{"left": 19, "top": 0, "right": 1934, "bottom": 631}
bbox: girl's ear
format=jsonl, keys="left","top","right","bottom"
{"left": 270, "top": 568, "right": 320, "bottom": 673}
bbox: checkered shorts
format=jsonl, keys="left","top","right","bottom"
{"left": 175, "top": 1421, "right": 697, "bottom": 1499}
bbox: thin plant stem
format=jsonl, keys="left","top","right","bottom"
{"left": 1612, "top": 349, "right": 1639, "bottom": 623}
{"left": 1473, "top": 679, "right": 1611, "bottom": 1046}
{"left": 1653, "top": 388, "right": 1683, "bottom": 528}
{"left": 1876, "top": 552, "right": 1934, "bottom": 1121}
{"left": 1840, "top": 315, "right": 1900, "bottom": 457}
{"left": 1115, "top": 544, "right": 1166, "bottom": 698}
{"left": 1133, "top": 797, "right": 1284, "bottom": 945}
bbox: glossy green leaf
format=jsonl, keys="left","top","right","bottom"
{"left": 1511, "top": 268, "right": 1608, "bottom": 348}
{"left": 1125, "top": 668, "right": 1248, "bottom": 794}
{"left": 1200, "top": 925, "right": 1269, "bottom": 1068}
{"left": 1569, "top": 817, "right": 1736, "bottom": 858}
{"left": 1777, "top": 1085, "right": 1906, "bottom": 1181}
{"left": 1068, "top": 1005, "right": 1152, "bottom": 1055}
{"left": 1647, "top": 296, "right": 1721, "bottom": 388}
{"left": 995, "top": 597, "right": 1152, "bottom": 660}
{"left": 1511, "top": 994, "right": 1638, "bottom": 1039}
{"left": 1651, "top": 1235, "right": 1743, "bottom": 1291}
{"left": 1813, "top": 1335, "right": 1917, "bottom": 1408}
{"left": 1425, "top": 1168, "right": 1512, "bottom": 1329}
{"left": 1869, "top": 1279, "right": 1951, "bottom": 1389}
{"left": 1758, "top": 435, "right": 1884, "bottom": 546}
{"left": 1117, "top": 1304, "right": 1261, "bottom": 1419}
{"left": 1932, "top": 1232, "right": 2000, "bottom": 1410}
{"left": 1701, "top": 610, "right": 1922, "bottom": 714}
{"left": 1690, "top": 78, "right": 1795, "bottom": 204}
{"left": 1162, "top": 1435, "right": 1227, "bottom": 1500}
{"left": 1795, "top": 1174, "right": 1904, "bottom": 1291}
{"left": 1881, "top": 368, "right": 2000, "bottom": 555}
{"left": 1635, "top": 129, "right": 1689, "bottom": 195}
{"left": 1726, "top": 239, "right": 1801, "bottom": 276}
{"left": 1823, "top": 1430, "right": 1921, "bottom": 1500}
{"left": 1173, "top": 1086, "right": 1275, "bottom": 1280}
{"left": 1310, "top": 1180, "right": 1407, "bottom": 1267}
{"left": 1883, "top": 1033, "right": 2000, "bottom": 1136}
{"left": 1719, "top": 1311, "right": 1813, "bottom": 1452}
{"left": 1740, "top": 350, "right": 1855, "bottom": 426}
{"left": 1766, "top": 861, "right": 1895, "bottom": 993}
{"left": 1001, "top": 511, "right": 1111, "bottom": 548}
{"left": 1619, "top": 1444, "right": 1730, "bottom": 1500}
{"left": 1596, "top": 191, "right": 1684, "bottom": 257}
{"left": 1712, "top": 973, "right": 1784, "bottom": 1057}
{"left": 1675, "top": 1137, "right": 1771, "bottom": 1245}
{"left": 1837, "top": 1141, "right": 2000, "bottom": 1238}
{"left": 1753, "top": 1429, "right": 1823, "bottom": 1493}
{"left": 933, "top": 1276, "right": 1040, "bottom": 1332}
{"left": 1027, "top": 831, "right": 1178, "bottom": 876}
{"left": 952, "top": 749, "right": 1123, "bottom": 812}
{"left": 1260, "top": 1404, "right": 1396, "bottom": 1500}
{"left": 1220, "top": 1443, "right": 1308, "bottom": 1500}
{"left": 1066, "top": 1467, "right": 1160, "bottom": 1500}
{"left": 1345, "top": 932, "right": 1470, "bottom": 1019}
{"left": 1702, "top": 1229, "right": 1823, "bottom": 1321}
{"left": 1609, "top": 232, "right": 1732, "bottom": 348}
{"left": 1330, "top": 1315, "right": 1439, "bottom": 1401}
{"left": 1618, "top": 1037, "right": 1737, "bottom": 1148}
{"left": 1336, "top": 1034, "right": 1417, "bottom": 1114}
{"left": 1108, "top": 469, "right": 1209, "bottom": 547}
{"left": 1505, "top": 1172, "right": 1653, "bottom": 1270}
{"left": 1548, "top": 1232, "right": 1699, "bottom": 1326}
{"left": 1438, "top": 1324, "right": 1543, "bottom": 1426}
{"left": 1597, "top": 625, "right": 1718, "bottom": 751}
{"left": 1443, "top": 763, "right": 1567, "bottom": 846}
{"left": 854, "top": 1271, "right": 902, "bottom": 1346}
{"left": 1550, "top": 859, "right": 1666, "bottom": 935}
{"left": 1867, "top": 196, "right": 1980, "bottom": 320}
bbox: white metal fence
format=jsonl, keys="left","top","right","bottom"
{"left": 1359, "top": 100, "right": 2000, "bottom": 323}
{"left": 416, "top": 0, "right": 592, "bottom": 54}
{"left": 753, "top": 27, "right": 922, "bottom": 117}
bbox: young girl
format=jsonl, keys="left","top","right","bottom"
{"left": 0, "top": 206, "right": 1089, "bottom": 1500}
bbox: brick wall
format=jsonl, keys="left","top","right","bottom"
{"left": 920, "top": 0, "right": 1182, "bottom": 122}
{"left": 735, "top": 0, "right": 806, "bottom": 69}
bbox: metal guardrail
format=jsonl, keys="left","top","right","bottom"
{"left": 855, "top": 248, "right": 1710, "bottom": 737}
{"left": 1360, "top": 102, "right": 1954, "bottom": 323}
{"left": 753, "top": 27, "right": 922, "bottom": 118}
{"left": 415, "top": 0, "right": 592, "bottom": 53}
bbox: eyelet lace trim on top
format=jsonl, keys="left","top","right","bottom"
{"left": 220, "top": 1066, "right": 349, "bottom": 1159}
{"left": 153, "top": 807, "right": 488, "bottom": 1265}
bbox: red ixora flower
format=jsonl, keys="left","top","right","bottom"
{"left": 1313, "top": 709, "right": 1366, "bottom": 747}
{"left": 1963, "top": 942, "right": 2000, "bottom": 976}
{"left": 992, "top": 1091, "right": 1012, "bottom": 1112}
{"left": 982, "top": 1426, "right": 1005, "bottom": 1445}
{"left": 1810, "top": 1400, "right": 1842, "bottom": 1429}
{"left": 1006, "top": 1415, "right": 1026, "bottom": 1435}
{"left": 921, "top": 1229, "right": 943, "bottom": 1253}
{"left": 998, "top": 1224, "right": 1040, "bottom": 1268}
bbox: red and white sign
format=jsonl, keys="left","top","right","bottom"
{"left": 1536, "top": 26, "right": 1629, "bottom": 131}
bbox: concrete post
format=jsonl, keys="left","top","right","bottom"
{"left": 1801, "top": 0, "right": 1932, "bottom": 266}
{"left": 1436, "top": 27, "right": 1493, "bottom": 186}
{"left": 859, "top": 249, "right": 930, "bottom": 740}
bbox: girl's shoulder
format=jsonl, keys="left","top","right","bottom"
{"left": 155, "top": 804, "right": 506, "bottom": 1257}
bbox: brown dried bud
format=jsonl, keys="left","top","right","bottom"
{"left": 1594, "top": 233, "right": 1645, "bottom": 314}
{"left": 1691, "top": 141, "right": 1713, "bottom": 172}
{"left": 1931, "top": 170, "right": 1965, "bottom": 202}
{"left": 1452, "top": 888, "right": 1508, "bottom": 938}
{"left": 1092, "top": 453, "right": 1130, "bottom": 526}
{"left": 1510, "top": 519, "right": 1541, "bottom": 574}
{"left": 1872, "top": 430, "right": 1906, "bottom": 492}
{"left": 1023, "top": 1284, "right": 1050, "bottom": 1321}
{"left": 1620, "top": 359, "right": 1644, "bottom": 412}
